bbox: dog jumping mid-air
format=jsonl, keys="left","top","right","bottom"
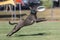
{"left": 7, "top": 0, "right": 46, "bottom": 36}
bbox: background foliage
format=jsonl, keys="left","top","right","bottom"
{"left": 41, "top": 0, "right": 52, "bottom": 8}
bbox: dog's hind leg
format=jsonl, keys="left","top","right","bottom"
{"left": 7, "top": 14, "right": 36, "bottom": 36}
{"left": 7, "top": 20, "right": 25, "bottom": 36}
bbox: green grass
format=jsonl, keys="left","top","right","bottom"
{"left": 0, "top": 21, "right": 60, "bottom": 40}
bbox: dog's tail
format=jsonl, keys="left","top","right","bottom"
{"left": 9, "top": 21, "right": 17, "bottom": 25}
{"left": 8, "top": 14, "right": 27, "bottom": 25}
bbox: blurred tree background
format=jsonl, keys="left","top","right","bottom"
{"left": 41, "top": 0, "right": 52, "bottom": 8}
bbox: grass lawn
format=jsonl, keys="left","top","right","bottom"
{"left": 0, "top": 21, "right": 60, "bottom": 40}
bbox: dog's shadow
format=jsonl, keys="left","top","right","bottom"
{"left": 15, "top": 33, "right": 48, "bottom": 37}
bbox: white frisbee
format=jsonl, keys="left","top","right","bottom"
{"left": 37, "top": 6, "right": 46, "bottom": 12}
